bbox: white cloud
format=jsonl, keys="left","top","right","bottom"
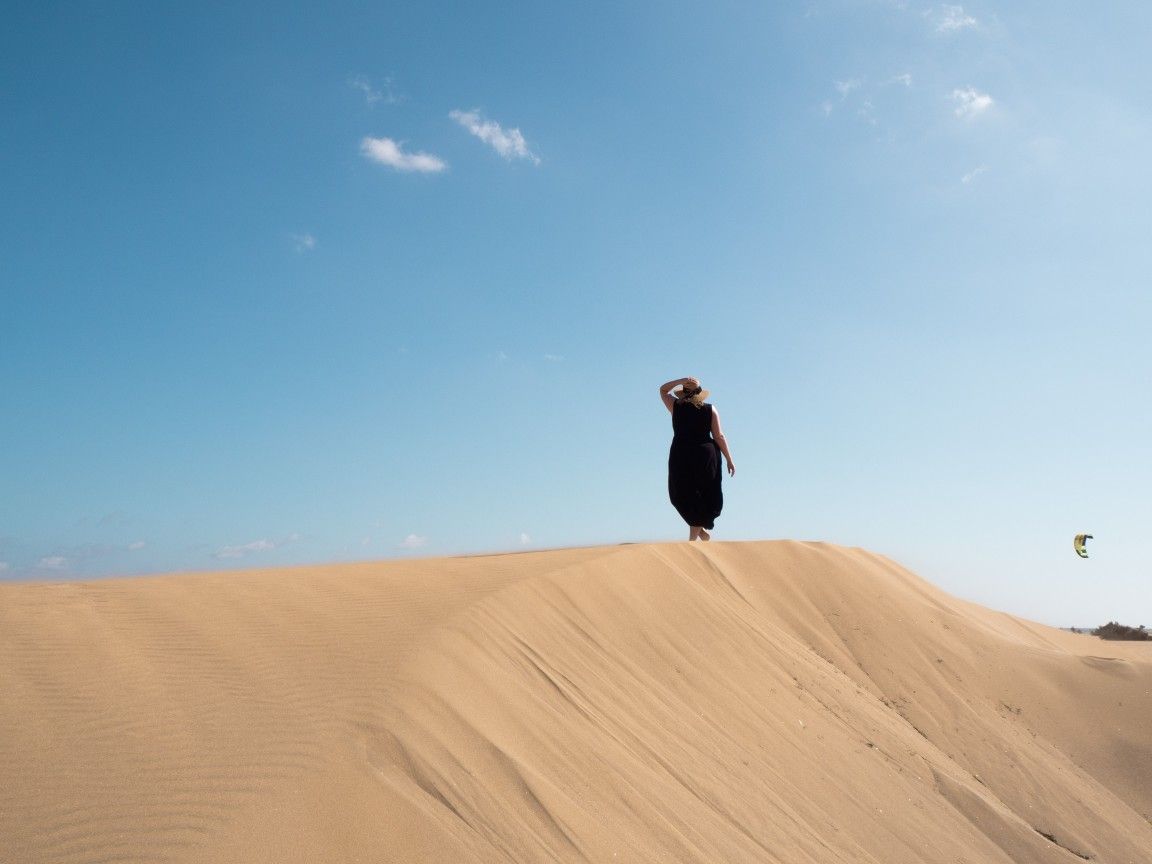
{"left": 349, "top": 75, "right": 402, "bottom": 105}
{"left": 398, "top": 534, "right": 427, "bottom": 549}
{"left": 37, "top": 556, "right": 69, "bottom": 570}
{"left": 519, "top": 533, "right": 532, "bottom": 546}
{"left": 0, "top": 562, "right": 9, "bottom": 572}
{"left": 543, "top": 353, "right": 563, "bottom": 362}
{"left": 291, "top": 233, "right": 316, "bottom": 253}
{"left": 889, "top": 73, "right": 913, "bottom": 88}
{"left": 826, "top": 79, "right": 870, "bottom": 118}
{"left": 213, "top": 533, "right": 296, "bottom": 560}
{"left": 834, "top": 79, "right": 862, "bottom": 98}
{"left": 449, "top": 109, "right": 540, "bottom": 165}
{"left": 360, "top": 137, "right": 447, "bottom": 173}
{"left": 934, "top": 5, "right": 978, "bottom": 32}
{"left": 350, "top": 75, "right": 382, "bottom": 103}
{"left": 127, "top": 540, "right": 146, "bottom": 551}
{"left": 951, "top": 87, "right": 994, "bottom": 119}
{"left": 961, "top": 165, "right": 988, "bottom": 184}
{"left": 214, "top": 539, "right": 275, "bottom": 559}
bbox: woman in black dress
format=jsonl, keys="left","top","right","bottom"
{"left": 659, "top": 376, "right": 735, "bottom": 541}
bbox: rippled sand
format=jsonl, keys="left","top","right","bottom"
{"left": 2, "top": 541, "right": 1149, "bottom": 863}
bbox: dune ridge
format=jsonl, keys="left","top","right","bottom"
{"left": 2, "top": 541, "right": 1149, "bottom": 863}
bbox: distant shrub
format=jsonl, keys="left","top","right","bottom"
{"left": 1091, "top": 622, "right": 1149, "bottom": 641}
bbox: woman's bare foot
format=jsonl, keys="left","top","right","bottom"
{"left": 699, "top": 529, "right": 711, "bottom": 542}
{"left": 688, "top": 527, "right": 701, "bottom": 541}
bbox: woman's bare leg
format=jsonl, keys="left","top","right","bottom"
{"left": 699, "top": 528, "right": 711, "bottom": 541}
{"left": 688, "top": 527, "right": 700, "bottom": 541}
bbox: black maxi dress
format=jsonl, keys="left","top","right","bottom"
{"left": 668, "top": 400, "right": 723, "bottom": 529}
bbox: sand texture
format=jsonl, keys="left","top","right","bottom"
{"left": 2, "top": 540, "right": 1150, "bottom": 863}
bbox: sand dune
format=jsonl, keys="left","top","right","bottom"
{"left": 2, "top": 541, "right": 1150, "bottom": 863}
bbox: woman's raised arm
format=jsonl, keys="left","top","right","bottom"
{"left": 659, "top": 377, "right": 690, "bottom": 413}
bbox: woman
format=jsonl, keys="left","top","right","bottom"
{"left": 659, "top": 376, "right": 735, "bottom": 541}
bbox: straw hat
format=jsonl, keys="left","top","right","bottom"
{"left": 677, "top": 379, "right": 710, "bottom": 406}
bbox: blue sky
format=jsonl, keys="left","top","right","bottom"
{"left": 2, "top": 1, "right": 1150, "bottom": 626}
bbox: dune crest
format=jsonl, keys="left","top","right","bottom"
{"left": 2, "top": 541, "right": 1150, "bottom": 863}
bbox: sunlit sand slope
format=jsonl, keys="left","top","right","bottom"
{"left": 2, "top": 541, "right": 1150, "bottom": 863}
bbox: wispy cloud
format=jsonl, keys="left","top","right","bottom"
{"left": 291, "top": 233, "right": 316, "bottom": 253}
{"left": 449, "top": 110, "right": 540, "bottom": 165}
{"left": 950, "top": 87, "right": 994, "bottom": 118}
{"left": 26, "top": 542, "right": 141, "bottom": 571}
{"left": 823, "top": 79, "right": 863, "bottom": 118}
{"left": 361, "top": 137, "right": 447, "bottom": 173}
{"left": 213, "top": 534, "right": 298, "bottom": 560}
{"left": 932, "top": 4, "right": 978, "bottom": 33}
{"left": 0, "top": 562, "right": 9, "bottom": 572}
{"left": 543, "top": 353, "right": 563, "bottom": 362}
{"left": 349, "top": 74, "right": 403, "bottom": 105}
{"left": 398, "top": 534, "right": 427, "bottom": 550}
{"left": 834, "top": 79, "right": 862, "bottom": 98}
{"left": 824, "top": 75, "right": 909, "bottom": 124}
{"left": 214, "top": 540, "right": 275, "bottom": 559}
{"left": 519, "top": 533, "right": 532, "bottom": 546}
{"left": 961, "top": 165, "right": 988, "bottom": 184}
